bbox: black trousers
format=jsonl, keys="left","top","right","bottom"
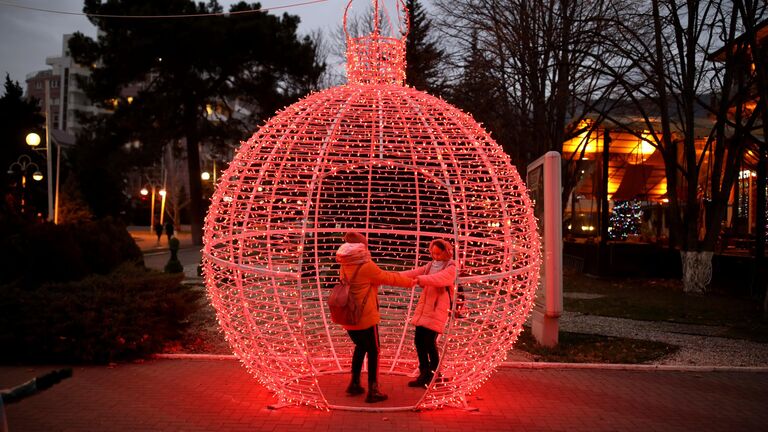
{"left": 347, "top": 325, "right": 380, "bottom": 384}
{"left": 414, "top": 325, "right": 439, "bottom": 375}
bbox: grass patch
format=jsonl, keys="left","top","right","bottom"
{"left": 515, "top": 326, "right": 678, "bottom": 364}
{"left": 563, "top": 271, "right": 768, "bottom": 343}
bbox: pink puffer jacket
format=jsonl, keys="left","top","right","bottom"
{"left": 401, "top": 260, "right": 457, "bottom": 333}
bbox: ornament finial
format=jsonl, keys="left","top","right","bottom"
{"left": 344, "top": 0, "right": 409, "bottom": 85}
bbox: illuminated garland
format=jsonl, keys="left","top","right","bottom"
{"left": 608, "top": 200, "right": 642, "bottom": 240}
{"left": 202, "top": 0, "right": 540, "bottom": 411}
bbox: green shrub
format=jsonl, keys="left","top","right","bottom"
{"left": 0, "top": 263, "right": 200, "bottom": 364}
{"left": 0, "top": 217, "right": 142, "bottom": 287}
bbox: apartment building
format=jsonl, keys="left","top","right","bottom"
{"left": 25, "top": 34, "right": 101, "bottom": 138}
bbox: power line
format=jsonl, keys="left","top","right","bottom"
{"left": 0, "top": 0, "right": 327, "bottom": 19}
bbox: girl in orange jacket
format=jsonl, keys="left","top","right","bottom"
{"left": 336, "top": 231, "right": 414, "bottom": 403}
{"left": 400, "top": 239, "right": 457, "bottom": 387}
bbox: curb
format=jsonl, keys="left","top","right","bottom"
{"left": 142, "top": 246, "right": 201, "bottom": 256}
{"left": 154, "top": 354, "right": 237, "bottom": 361}
{"left": 499, "top": 361, "right": 768, "bottom": 373}
{"left": 152, "top": 354, "right": 768, "bottom": 372}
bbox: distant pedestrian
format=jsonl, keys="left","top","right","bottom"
{"left": 164, "top": 219, "right": 175, "bottom": 242}
{"left": 154, "top": 223, "right": 163, "bottom": 243}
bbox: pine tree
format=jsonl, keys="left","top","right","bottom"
{"left": 69, "top": 0, "right": 325, "bottom": 243}
{"left": 0, "top": 75, "right": 44, "bottom": 180}
{"left": 449, "top": 34, "right": 517, "bottom": 160}
{"left": 0, "top": 75, "right": 45, "bottom": 220}
{"left": 404, "top": 0, "right": 446, "bottom": 94}
{"left": 609, "top": 200, "right": 642, "bottom": 240}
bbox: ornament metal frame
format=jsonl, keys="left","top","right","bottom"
{"left": 202, "top": 0, "right": 540, "bottom": 411}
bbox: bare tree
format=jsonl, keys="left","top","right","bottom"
{"left": 161, "top": 141, "right": 190, "bottom": 229}
{"left": 433, "top": 0, "right": 620, "bottom": 207}
{"left": 588, "top": 0, "right": 766, "bottom": 292}
{"left": 730, "top": 0, "right": 768, "bottom": 313}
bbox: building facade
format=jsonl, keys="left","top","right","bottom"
{"left": 25, "top": 34, "right": 101, "bottom": 137}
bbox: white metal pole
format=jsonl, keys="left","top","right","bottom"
{"left": 44, "top": 85, "right": 53, "bottom": 222}
{"left": 54, "top": 145, "right": 61, "bottom": 224}
{"left": 150, "top": 185, "right": 156, "bottom": 230}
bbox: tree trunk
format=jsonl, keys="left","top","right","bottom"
{"left": 755, "top": 146, "right": 766, "bottom": 299}
{"left": 185, "top": 133, "right": 204, "bottom": 246}
{"left": 734, "top": 0, "right": 768, "bottom": 315}
{"left": 680, "top": 250, "right": 713, "bottom": 293}
{"left": 651, "top": 0, "right": 683, "bottom": 250}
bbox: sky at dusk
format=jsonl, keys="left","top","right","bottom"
{"left": 0, "top": 0, "right": 370, "bottom": 92}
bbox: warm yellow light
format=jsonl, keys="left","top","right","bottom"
{"left": 201, "top": 171, "right": 211, "bottom": 181}
{"left": 26, "top": 132, "right": 41, "bottom": 147}
{"left": 159, "top": 189, "right": 167, "bottom": 197}
{"left": 127, "top": 96, "right": 134, "bottom": 104}
{"left": 32, "top": 171, "right": 43, "bottom": 181}
{"left": 739, "top": 169, "right": 753, "bottom": 179}
{"left": 206, "top": 104, "right": 213, "bottom": 116}
{"left": 140, "top": 187, "right": 149, "bottom": 196}
{"left": 627, "top": 132, "right": 657, "bottom": 164}
{"left": 639, "top": 135, "right": 655, "bottom": 155}
{"left": 563, "top": 120, "right": 600, "bottom": 157}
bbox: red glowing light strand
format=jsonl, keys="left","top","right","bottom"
{"left": 202, "top": 0, "right": 540, "bottom": 411}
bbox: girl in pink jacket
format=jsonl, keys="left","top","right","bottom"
{"left": 401, "top": 239, "right": 457, "bottom": 387}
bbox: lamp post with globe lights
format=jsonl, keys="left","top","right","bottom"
{"left": 25, "top": 83, "right": 57, "bottom": 223}
{"left": 6, "top": 154, "right": 43, "bottom": 216}
{"left": 201, "top": 158, "right": 217, "bottom": 183}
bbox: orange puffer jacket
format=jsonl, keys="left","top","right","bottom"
{"left": 336, "top": 243, "right": 413, "bottom": 331}
{"left": 401, "top": 260, "right": 457, "bottom": 333}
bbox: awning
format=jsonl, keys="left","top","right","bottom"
{"left": 50, "top": 129, "right": 75, "bottom": 147}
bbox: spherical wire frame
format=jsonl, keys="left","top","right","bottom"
{"left": 202, "top": 2, "right": 540, "bottom": 412}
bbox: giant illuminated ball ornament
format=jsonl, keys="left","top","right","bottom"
{"left": 203, "top": 0, "right": 540, "bottom": 411}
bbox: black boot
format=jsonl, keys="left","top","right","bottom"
{"left": 365, "top": 383, "right": 388, "bottom": 403}
{"left": 346, "top": 377, "right": 365, "bottom": 396}
{"left": 407, "top": 372, "right": 431, "bottom": 388}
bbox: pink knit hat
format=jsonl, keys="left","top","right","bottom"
{"left": 343, "top": 231, "right": 368, "bottom": 246}
{"left": 429, "top": 238, "right": 454, "bottom": 257}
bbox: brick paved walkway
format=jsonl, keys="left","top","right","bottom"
{"left": 2, "top": 359, "right": 766, "bottom": 431}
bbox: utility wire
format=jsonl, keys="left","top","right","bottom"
{"left": 0, "top": 0, "right": 327, "bottom": 19}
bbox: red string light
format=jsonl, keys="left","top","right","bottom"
{"left": 202, "top": 0, "right": 540, "bottom": 411}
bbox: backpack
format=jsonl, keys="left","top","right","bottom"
{"left": 328, "top": 264, "right": 370, "bottom": 326}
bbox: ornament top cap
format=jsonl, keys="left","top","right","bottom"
{"left": 344, "top": 0, "right": 409, "bottom": 86}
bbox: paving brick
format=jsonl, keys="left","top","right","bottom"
{"left": 1, "top": 359, "right": 767, "bottom": 431}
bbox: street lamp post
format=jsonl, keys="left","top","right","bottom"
{"left": 25, "top": 84, "right": 56, "bottom": 223}
{"left": 201, "top": 158, "right": 217, "bottom": 183}
{"left": 141, "top": 177, "right": 167, "bottom": 230}
{"left": 158, "top": 187, "right": 167, "bottom": 225}
{"left": 140, "top": 184, "right": 157, "bottom": 230}
{"left": 7, "top": 154, "right": 43, "bottom": 215}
